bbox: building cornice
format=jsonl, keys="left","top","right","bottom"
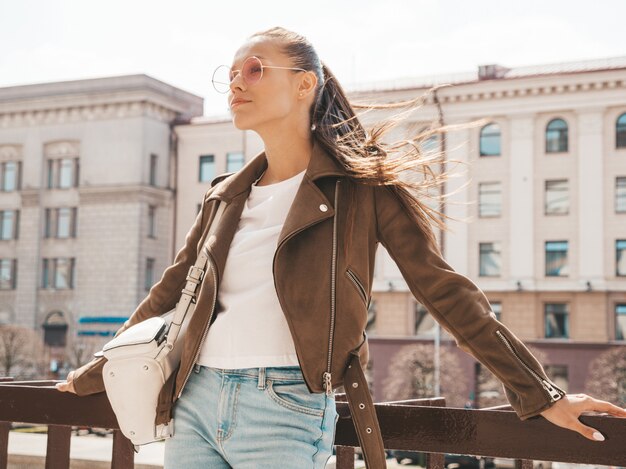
{"left": 0, "top": 74, "right": 204, "bottom": 128}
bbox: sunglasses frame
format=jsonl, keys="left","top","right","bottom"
{"left": 212, "top": 55, "right": 308, "bottom": 94}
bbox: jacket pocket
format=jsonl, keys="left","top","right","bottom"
{"left": 494, "top": 328, "right": 566, "bottom": 403}
{"left": 345, "top": 268, "right": 368, "bottom": 306}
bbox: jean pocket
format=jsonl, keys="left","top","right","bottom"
{"left": 265, "top": 379, "right": 326, "bottom": 417}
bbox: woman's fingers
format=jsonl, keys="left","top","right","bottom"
{"left": 571, "top": 419, "right": 605, "bottom": 441}
{"left": 583, "top": 397, "right": 626, "bottom": 418}
{"left": 541, "top": 394, "right": 626, "bottom": 442}
{"left": 55, "top": 370, "right": 76, "bottom": 394}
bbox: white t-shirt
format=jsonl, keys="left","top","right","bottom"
{"left": 196, "top": 168, "right": 307, "bottom": 369}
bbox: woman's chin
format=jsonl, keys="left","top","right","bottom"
{"left": 231, "top": 117, "right": 256, "bottom": 132}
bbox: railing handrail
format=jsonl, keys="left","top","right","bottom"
{"left": 0, "top": 381, "right": 624, "bottom": 468}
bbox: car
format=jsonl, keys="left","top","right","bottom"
{"left": 494, "top": 457, "right": 552, "bottom": 469}
{"left": 389, "top": 449, "right": 427, "bottom": 465}
{"left": 445, "top": 453, "right": 495, "bottom": 469}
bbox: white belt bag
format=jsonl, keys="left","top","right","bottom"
{"left": 98, "top": 200, "right": 225, "bottom": 451}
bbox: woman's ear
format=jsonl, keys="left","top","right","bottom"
{"left": 298, "top": 71, "right": 318, "bottom": 99}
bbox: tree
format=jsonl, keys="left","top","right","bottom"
{"left": 381, "top": 342, "right": 467, "bottom": 408}
{"left": 0, "top": 325, "right": 46, "bottom": 379}
{"left": 64, "top": 333, "right": 103, "bottom": 370}
{"left": 585, "top": 346, "right": 626, "bottom": 407}
{"left": 476, "top": 346, "right": 549, "bottom": 409}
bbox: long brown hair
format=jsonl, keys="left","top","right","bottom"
{"left": 248, "top": 26, "right": 488, "bottom": 248}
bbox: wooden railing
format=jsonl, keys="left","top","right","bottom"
{"left": 0, "top": 378, "right": 625, "bottom": 469}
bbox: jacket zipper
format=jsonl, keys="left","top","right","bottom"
{"left": 270, "top": 179, "right": 340, "bottom": 395}
{"left": 323, "top": 179, "right": 341, "bottom": 396}
{"left": 494, "top": 329, "right": 565, "bottom": 402}
{"left": 346, "top": 268, "right": 367, "bottom": 305}
{"left": 177, "top": 248, "right": 219, "bottom": 399}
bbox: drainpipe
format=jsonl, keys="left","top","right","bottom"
{"left": 431, "top": 88, "right": 447, "bottom": 399}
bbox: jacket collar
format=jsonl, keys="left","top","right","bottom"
{"left": 207, "top": 137, "right": 346, "bottom": 202}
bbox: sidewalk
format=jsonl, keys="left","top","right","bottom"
{"left": 7, "top": 431, "right": 405, "bottom": 468}
{"left": 8, "top": 431, "right": 163, "bottom": 469}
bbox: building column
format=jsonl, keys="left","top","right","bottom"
{"left": 444, "top": 128, "right": 470, "bottom": 275}
{"left": 577, "top": 110, "right": 605, "bottom": 288}
{"left": 509, "top": 115, "right": 535, "bottom": 289}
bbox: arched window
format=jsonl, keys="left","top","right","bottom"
{"left": 479, "top": 123, "right": 501, "bottom": 156}
{"left": 616, "top": 112, "right": 626, "bottom": 149}
{"left": 42, "top": 310, "right": 68, "bottom": 347}
{"left": 546, "top": 118, "right": 568, "bottom": 153}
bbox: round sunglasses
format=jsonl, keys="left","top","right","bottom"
{"left": 212, "top": 56, "right": 308, "bottom": 94}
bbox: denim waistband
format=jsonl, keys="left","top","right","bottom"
{"left": 194, "top": 364, "right": 305, "bottom": 381}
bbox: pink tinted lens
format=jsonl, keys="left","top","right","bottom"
{"left": 242, "top": 57, "right": 263, "bottom": 85}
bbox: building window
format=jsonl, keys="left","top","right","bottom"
{"left": 0, "top": 258, "right": 17, "bottom": 289}
{"left": 546, "top": 118, "right": 568, "bottom": 153}
{"left": 616, "top": 177, "right": 626, "bottom": 213}
{"left": 478, "top": 182, "right": 501, "bottom": 217}
{"left": 545, "top": 240, "right": 568, "bottom": 276}
{"left": 545, "top": 303, "right": 569, "bottom": 338}
{"left": 47, "top": 158, "right": 79, "bottom": 189}
{"left": 148, "top": 205, "right": 156, "bottom": 238}
{"left": 57, "top": 208, "right": 73, "bottom": 238}
{"left": 490, "top": 301, "right": 502, "bottom": 321}
{"left": 544, "top": 364, "right": 569, "bottom": 392}
{"left": 617, "top": 239, "right": 626, "bottom": 276}
{"left": 0, "top": 210, "right": 19, "bottom": 240}
{"left": 545, "top": 179, "right": 569, "bottom": 215}
{"left": 149, "top": 153, "right": 158, "bottom": 186}
{"left": 145, "top": 257, "right": 155, "bottom": 290}
{"left": 616, "top": 112, "right": 626, "bottom": 148}
{"left": 366, "top": 299, "right": 376, "bottom": 335}
{"left": 226, "top": 151, "right": 245, "bottom": 172}
{"left": 42, "top": 257, "right": 75, "bottom": 289}
{"left": 479, "top": 242, "right": 501, "bottom": 276}
{"left": 44, "top": 207, "right": 77, "bottom": 238}
{"left": 419, "top": 127, "right": 440, "bottom": 155}
{"left": 479, "top": 123, "right": 501, "bottom": 156}
{"left": 1, "top": 161, "right": 22, "bottom": 192}
{"left": 616, "top": 304, "right": 626, "bottom": 340}
{"left": 199, "top": 155, "right": 215, "bottom": 182}
{"left": 414, "top": 300, "right": 437, "bottom": 337}
{"left": 42, "top": 311, "right": 68, "bottom": 347}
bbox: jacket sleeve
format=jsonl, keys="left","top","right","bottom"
{"left": 71, "top": 189, "right": 212, "bottom": 396}
{"left": 373, "top": 184, "right": 567, "bottom": 420}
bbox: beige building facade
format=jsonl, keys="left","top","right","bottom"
{"left": 0, "top": 75, "right": 202, "bottom": 373}
{"left": 1, "top": 56, "right": 624, "bottom": 396}
{"left": 173, "top": 56, "right": 626, "bottom": 400}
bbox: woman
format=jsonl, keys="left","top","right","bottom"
{"left": 57, "top": 26, "right": 626, "bottom": 468}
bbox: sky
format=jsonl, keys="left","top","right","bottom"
{"left": 1, "top": 0, "right": 624, "bottom": 117}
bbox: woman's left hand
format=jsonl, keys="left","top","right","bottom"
{"left": 539, "top": 393, "right": 626, "bottom": 441}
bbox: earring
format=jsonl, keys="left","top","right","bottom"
{"left": 311, "top": 123, "right": 316, "bottom": 131}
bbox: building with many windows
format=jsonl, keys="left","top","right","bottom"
{"left": 0, "top": 75, "right": 202, "bottom": 373}
{"left": 174, "top": 56, "right": 626, "bottom": 403}
{"left": 1, "top": 56, "right": 625, "bottom": 399}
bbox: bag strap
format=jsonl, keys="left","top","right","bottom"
{"left": 163, "top": 200, "right": 226, "bottom": 348}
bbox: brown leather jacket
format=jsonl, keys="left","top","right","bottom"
{"left": 71, "top": 136, "right": 565, "bottom": 437}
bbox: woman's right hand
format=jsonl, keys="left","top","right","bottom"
{"left": 55, "top": 370, "right": 77, "bottom": 394}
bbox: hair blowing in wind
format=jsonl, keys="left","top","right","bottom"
{"left": 249, "top": 26, "right": 488, "bottom": 247}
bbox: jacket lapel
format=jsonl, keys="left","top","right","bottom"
{"left": 203, "top": 138, "right": 347, "bottom": 283}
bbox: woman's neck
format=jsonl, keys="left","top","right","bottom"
{"left": 256, "top": 137, "right": 313, "bottom": 186}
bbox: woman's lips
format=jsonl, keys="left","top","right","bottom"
{"left": 231, "top": 100, "right": 251, "bottom": 108}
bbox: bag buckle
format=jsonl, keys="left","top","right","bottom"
{"left": 186, "top": 265, "right": 204, "bottom": 283}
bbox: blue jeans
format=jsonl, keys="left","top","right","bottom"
{"left": 164, "top": 364, "right": 339, "bottom": 468}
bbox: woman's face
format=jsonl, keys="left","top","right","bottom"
{"left": 227, "top": 38, "right": 316, "bottom": 133}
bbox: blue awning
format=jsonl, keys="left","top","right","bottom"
{"left": 78, "top": 316, "right": 128, "bottom": 324}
